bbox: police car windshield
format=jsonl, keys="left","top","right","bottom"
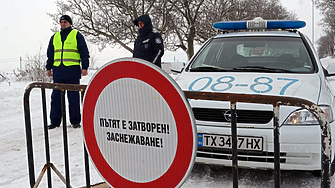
{"left": 190, "top": 36, "right": 314, "bottom": 73}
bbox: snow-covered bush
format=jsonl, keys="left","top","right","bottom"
{"left": 0, "top": 71, "right": 8, "bottom": 82}
{"left": 13, "top": 48, "right": 51, "bottom": 82}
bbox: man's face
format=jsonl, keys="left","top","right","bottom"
{"left": 138, "top": 21, "right": 144, "bottom": 29}
{"left": 60, "top": 20, "right": 71, "bottom": 29}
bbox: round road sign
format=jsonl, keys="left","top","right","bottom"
{"left": 82, "top": 58, "right": 197, "bottom": 188}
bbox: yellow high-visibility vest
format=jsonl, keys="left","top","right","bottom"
{"left": 53, "top": 30, "right": 81, "bottom": 66}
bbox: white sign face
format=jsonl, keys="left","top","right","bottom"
{"left": 83, "top": 58, "right": 197, "bottom": 188}
{"left": 94, "top": 78, "right": 177, "bottom": 182}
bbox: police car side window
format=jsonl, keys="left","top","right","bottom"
{"left": 192, "top": 42, "right": 222, "bottom": 67}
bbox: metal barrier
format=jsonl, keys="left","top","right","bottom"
{"left": 24, "top": 82, "right": 88, "bottom": 188}
{"left": 24, "top": 82, "right": 331, "bottom": 188}
{"left": 184, "top": 91, "right": 332, "bottom": 188}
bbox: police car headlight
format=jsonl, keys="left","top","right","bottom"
{"left": 283, "top": 106, "right": 333, "bottom": 125}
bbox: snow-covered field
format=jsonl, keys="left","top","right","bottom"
{"left": 1, "top": 58, "right": 335, "bottom": 187}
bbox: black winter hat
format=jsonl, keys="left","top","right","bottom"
{"left": 133, "top": 14, "right": 151, "bottom": 26}
{"left": 60, "top": 15, "right": 72, "bottom": 25}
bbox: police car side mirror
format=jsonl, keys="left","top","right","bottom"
{"left": 171, "top": 67, "right": 184, "bottom": 74}
{"left": 171, "top": 62, "right": 186, "bottom": 74}
{"left": 324, "top": 63, "right": 335, "bottom": 77}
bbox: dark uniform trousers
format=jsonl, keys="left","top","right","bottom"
{"left": 50, "top": 66, "right": 81, "bottom": 126}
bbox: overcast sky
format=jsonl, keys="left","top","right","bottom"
{"left": 0, "top": 0, "right": 322, "bottom": 72}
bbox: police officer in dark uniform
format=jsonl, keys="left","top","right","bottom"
{"left": 46, "top": 15, "right": 90, "bottom": 129}
{"left": 133, "top": 14, "right": 164, "bottom": 67}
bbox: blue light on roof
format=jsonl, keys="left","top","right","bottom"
{"left": 213, "top": 21, "right": 247, "bottom": 30}
{"left": 267, "top": 20, "right": 306, "bottom": 29}
{"left": 213, "top": 17, "right": 306, "bottom": 31}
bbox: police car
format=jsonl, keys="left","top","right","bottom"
{"left": 174, "top": 17, "right": 335, "bottom": 172}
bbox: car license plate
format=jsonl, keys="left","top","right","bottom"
{"left": 198, "top": 134, "right": 263, "bottom": 151}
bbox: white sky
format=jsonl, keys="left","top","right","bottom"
{"left": 0, "top": 0, "right": 322, "bottom": 72}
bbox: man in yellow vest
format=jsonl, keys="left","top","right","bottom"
{"left": 46, "top": 15, "right": 90, "bottom": 129}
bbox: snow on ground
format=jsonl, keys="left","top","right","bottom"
{"left": 1, "top": 57, "right": 335, "bottom": 187}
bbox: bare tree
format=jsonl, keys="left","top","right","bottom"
{"left": 316, "top": 0, "right": 335, "bottom": 31}
{"left": 165, "top": 0, "right": 296, "bottom": 59}
{"left": 13, "top": 47, "right": 51, "bottom": 82}
{"left": 0, "top": 72, "right": 8, "bottom": 83}
{"left": 164, "top": 0, "right": 208, "bottom": 59}
{"left": 48, "top": 0, "right": 165, "bottom": 52}
{"left": 314, "top": 0, "right": 335, "bottom": 58}
{"left": 49, "top": 0, "right": 295, "bottom": 60}
{"left": 316, "top": 30, "right": 335, "bottom": 58}
{"left": 232, "top": 0, "right": 296, "bottom": 20}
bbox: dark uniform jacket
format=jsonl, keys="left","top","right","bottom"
{"left": 133, "top": 15, "right": 164, "bottom": 67}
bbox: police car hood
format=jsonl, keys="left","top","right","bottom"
{"left": 175, "top": 72, "right": 321, "bottom": 103}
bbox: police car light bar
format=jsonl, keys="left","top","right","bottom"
{"left": 213, "top": 17, "right": 306, "bottom": 30}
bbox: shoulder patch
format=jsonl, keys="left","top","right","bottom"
{"left": 155, "top": 38, "right": 162, "bottom": 44}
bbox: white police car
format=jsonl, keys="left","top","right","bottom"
{"left": 174, "top": 17, "right": 335, "bottom": 172}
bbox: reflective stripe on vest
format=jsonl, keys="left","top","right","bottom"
{"left": 53, "top": 30, "right": 81, "bottom": 66}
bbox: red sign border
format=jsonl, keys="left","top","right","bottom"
{"left": 83, "top": 58, "right": 196, "bottom": 188}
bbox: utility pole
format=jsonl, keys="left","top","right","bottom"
{"left": 311, "top": 0, "right": 315, "bottom": 45}
{"left": 333, "top": 35, "right": 335, "bottom": 58}
{"left": 20, "top": 56, "right": 22, "bottom": 71}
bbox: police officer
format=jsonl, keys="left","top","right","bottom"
{"left": 46, "top": 15, "right": 90, "bottom": 129}
{"left": 133, "top": 14, "right": 164, "bottom": 67}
